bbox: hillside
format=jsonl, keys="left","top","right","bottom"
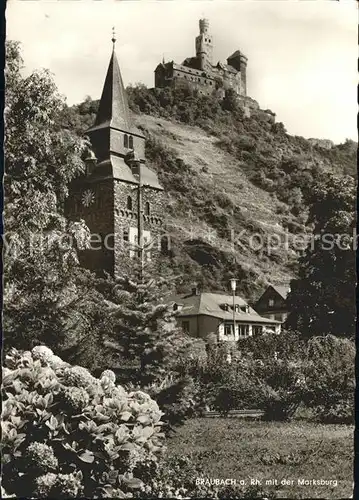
{"left": 60, "top": 86, "right": 356, "bottom": 301}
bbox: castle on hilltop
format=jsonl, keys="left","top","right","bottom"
{"left": 154, "top": 19, "right": 248, "bottom": 97}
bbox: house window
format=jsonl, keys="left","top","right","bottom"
{"left": 129, "top": 136, "right": 134, "bottom": 149}
{"left": 144, "top": 201, "right": 150, "bottom": 216}
{"left": 124, "top": 134, "right": 129, "bottom": 148}
{"left": 182, "top": 321, "right": 190, "bottom": 333}
{"left": 252, "top": 325, "right": 262, "bottom": 336}
{"left": 127, "top": 196, "right": 133, "bottom": 211}
{"left": 238, "top": 325, "right": 249, "bottom": 337}
{"left": 269, "top": 299, "right": 274, "bottom": 307}
{"left": 224, "top": 324, "right": 233, "bottom": 336}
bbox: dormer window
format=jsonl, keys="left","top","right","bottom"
{"left": 234, "top": 304, "right": 240, "bottom": 313}
{"left": 222, "top": 303, "right": 229, "bottom": 312}
{"left": 124, "top": 134, "right": 129, "bottom": 148}
{"left": 127, "top": 196, "right": 133, "bottom": 211}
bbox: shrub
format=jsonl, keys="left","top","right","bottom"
{"left": 1, "top": 346, "right": 165, "bottom": 498}
{"left": 302, "top": 335, "right": 355, "bottom": 424}
{"left": 257, "top": 360, "right": 305, "bottom": 421}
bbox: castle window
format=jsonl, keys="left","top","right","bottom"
{"left": 123, "top": 229, "right": 129, "bottom": 242}
{"left": 127, "top": 196, "right": 133, "bottom": 211}
{"left": 161, "top": 235, "right": 170, "bottom": 254}
{"left": 144, "top": 201, "right": 150, "bottom": 216}
{"left": 124, "top": 134, "right": 129, "bottom": 148}
{"left": 129, "top": 136, "right": 134, "bottom": 149}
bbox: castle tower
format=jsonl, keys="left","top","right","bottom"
{"left": 227, "top": 50, "right": 248, "bottom": 96}
{"left": 66, "top": 32, "right": 165, "bottom": 276}
{"left": 195, "top": 18, "right": 213, "bottom": 71}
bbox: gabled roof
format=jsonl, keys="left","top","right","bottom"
{"left": 169, "top": 292, "right": 280, "bottom": 324}
{"left": 271, "top": 285, "right": 290, "bottom": 300}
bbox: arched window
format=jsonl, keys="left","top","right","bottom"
{"left": 124, "top": 134, "right": 129, "bottom": 148}
{"left": 127, "top": 196, "right": 133, "bottom": 211}
{"left": 144, "top": 201, "right": 150, "bottom": 216}
{"left": 129, "top": 136, "right": 134, "bottom": 149}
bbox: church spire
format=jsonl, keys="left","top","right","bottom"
{"left": 111, "top": 26, "right": 116, "bottom": 49}
{"left": 89, "top": 30, "right": 133, "bottom": 133}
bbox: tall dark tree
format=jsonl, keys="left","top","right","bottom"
{"left": 103, "top": 255, "right": 197, "bottom": 385}
{"left": 287, "top": 173, "right": 355, "bottom": 337}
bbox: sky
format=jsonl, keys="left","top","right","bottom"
{"left": 6, "top": 0, "right": 357, "bottom": 144}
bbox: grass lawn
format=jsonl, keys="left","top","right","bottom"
{"left": 166, "top": 418, "right": 353, "bottom": 499}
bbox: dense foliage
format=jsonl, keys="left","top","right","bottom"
{"left": 2, "top": 347, "right": 165, "bottom": 498}
{"left": 287, "top": 174, "right": 355, "bottom": 337}
{"left": 302, "top": 335, "right": 355, "bottom": 423}
{"left": 102, "top": 258, "right": 201, "bottom": 385}
{"left": 178, "top": 333, "right": 354, "bottom": 424}
{"left": 4, "top": 41, "right": 113, "bottom": 370}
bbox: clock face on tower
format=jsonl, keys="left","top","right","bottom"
{"left": 82, "top": 189, "right": 95, "bottom": 207}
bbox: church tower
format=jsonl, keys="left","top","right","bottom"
{"left": 195, "top": 18, "right": 213, "bottom": 71}
{"left": 66, "top": 32, "right": 165, "bottom": 276}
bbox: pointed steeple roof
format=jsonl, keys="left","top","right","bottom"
{"left": 83, "top": 33, "right": 162, "bottom": 190}
{"left": 89, "top": 47, "right": 133, "bottom": 132}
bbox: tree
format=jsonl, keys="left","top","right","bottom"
{"left": 287, "top": 174, "right": 355, "bottom": 337}
{"left": 103, "top": 256, "right": 196, "bottom": 385}
{"left": 3, "top": 41, "right": 111, "bottom": 370}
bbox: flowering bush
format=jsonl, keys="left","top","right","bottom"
{"left": 1, "top": 346, "right": 165, "bottom": 498}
